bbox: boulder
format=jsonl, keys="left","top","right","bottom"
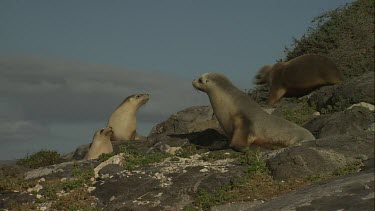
{"left": 94, "top": 154, "right": 246, "bottom": 210}
{"left": 309, "top": 72, "right": 374, "bottom": 112}
{"left": 149, "top": 106, "right": 222, "bottom": 136}
{"left": 211, "top": 171, "right": 374, "bottom": 211}
{"left": 266, "top": 131, "right": 374, "bottom": 180}
{"left": 303, "top": 106, "right": 374, "bottom": 138}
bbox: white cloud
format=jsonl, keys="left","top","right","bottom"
{"left": 0, "top": 119, "right": 48, "bottom": 141}
{"left": 0, "top": 55, "right": 209, "bottom": 159}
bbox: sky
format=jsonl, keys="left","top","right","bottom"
{"left": 0, "top": 0, "right": 353, "bottom": 160}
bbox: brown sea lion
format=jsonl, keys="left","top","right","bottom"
{"left": 255, "top": 54, "right": 343, "bottom": 105}
{"left": 193, "top": 72, "right": 315, "bottom": 151}
{"left": 85, "top": 127, "right": 113, "bottom": 160}
{"left": 107, "top": 94, "right": 149, "bottom": 141}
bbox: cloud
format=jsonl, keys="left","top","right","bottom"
{"left": 0, "top": 55, "right": 208, "bottom": 124}
{"left": 0, "top": 55, "right": 209, "bottom": 158}
{"left": 0, "top": 119, "right": 48, "bottom": 142}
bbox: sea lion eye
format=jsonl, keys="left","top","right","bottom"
{"left": 100, "top": 129, "right": 104, "bottom": 134}
{"left": 198, "top": 78, "right": 203, "bottom": 83}
{"left": 136, "top": 95, "right": 140, "bottom": 98}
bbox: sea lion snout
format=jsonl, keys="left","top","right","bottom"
{"left": 192, "top": 77, "right": 204, "bottom": 91}
{"left": 140, "top": 93, "right": 150, "bottom": 104}
{"left": 99, "top": 127, "right": 113, "bottom": 137}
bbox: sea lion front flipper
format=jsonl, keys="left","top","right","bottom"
{"left": 229, "top": 116, "right": 251, "bottom": 151}
{"left": 268, "top": 86, "right": 286, "bottom": 105}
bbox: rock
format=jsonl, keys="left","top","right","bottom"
{"left": 262, "top": 108, "right": 275, "bottom": 114}
{"left": 303, "top": 106, "right": 374, "bottom": 138}
{"left": 266, "top": 131, "right": 374, "bottom": 180}
{"left": 27, "top": 184, "right": 43, "bottom": 193}
{"left": 2, "top": 74, "right": 373, "bottom": 210}
{"left": 309, "top": 72, "right": 374, "bottom": 112}
{"left": 93, "top": 154, "right": 247, "bottom": 210}
{"left": 271, "top": 99, "right": 317, "bottom": 125}
{"left": 347, "top": 102, "right": 375, "bottom": 111}
{"left": 211, "top": 171, "right": 374, "bottom": 211}
{"left": 72, "top": 144, "right": 91, "bottom": 160}
{"left": 24, "top": 160, "right": 98, "bottom": 180}
{"left": 149, "top": 106, "right": 221, "bottom": 136}
{"left": 0, "top": 192, "right": 36, "bottom": 209}
{"left": 94, "top": 153, "right": 124, "bottom": 178}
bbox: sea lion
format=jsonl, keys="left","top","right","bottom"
{"left": 107, "top": 94, "right": 149, "bottom": 142}
{"left": 255, "top": 54, "right": 343, "bottom": 105}
{"left": 86, "top": 127, "right": 113, "bottom": 160}
{"left": 192, "top": 72, "right": 315, "bottom": 151}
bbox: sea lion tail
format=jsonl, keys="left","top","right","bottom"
{"left": 254, "top": 65, "right": 273, "bottom": 85}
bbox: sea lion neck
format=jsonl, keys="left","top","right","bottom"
{"left": 116, "top": 103, "right": 139, "bottom": 114}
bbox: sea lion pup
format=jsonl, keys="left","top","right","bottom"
{"left": 107, "top": 94, "right": 149, "bottom": 142}
{"left": 86, "top": 127, "right": 113, "bottom": 160}
{"left": 192, "top": 72, "right": 315, "bottom": 151}
{"left": 255, "top": 54, "right": 343, "bottom": 105}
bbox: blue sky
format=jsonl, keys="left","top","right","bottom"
{"left": 0, "top": 0, "right": 353, "bottom": 160}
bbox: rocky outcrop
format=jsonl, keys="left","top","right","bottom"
{"left": 94, "top": 153, "right": 246, "bottom": 210}
{"left": 303, "top": 106, "right": 374, "bottom": 138}
{"left": 149, "top": 106, "right": 221, "bottom": 136}
{"left": 266, "top": 131, "right": 374, "bottom": 180}
{"left": 308, "top": 72, "right": 374, "bottom": 112}
{"left": 211, "top": 171, "right": 374, "bottom": 211}
{"left": 1, "top": 71, "right": 374, "bottom": 210}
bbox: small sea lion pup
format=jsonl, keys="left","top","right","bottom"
{"left": 255, "top": 54, "right": 343, "bottom": 105}
{"left": 107, "top": 94, "right": 149, "bottom": 141}
{"left": 86, "top": 127, "right": 113, "bottom": 160}
{"left": 192, "top": 72, "right": 315, "bottom": 151}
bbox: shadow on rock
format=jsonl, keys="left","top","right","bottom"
{"left": 169, "top": 128, "right": 229, "bottom": 150}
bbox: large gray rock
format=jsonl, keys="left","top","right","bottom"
{"left": 148, "top": 106, "right": 228, "bottom": 151}
{"left": 309, "top": 72, "right": 374, "bottom": 112}
{"left": 94, "top": 153, "right": 246, "bottom": 210}
{"left": 211, "top": 171, "right": 374, "bottom": 211}
{"left": 149, "top": 106, "right": 222, "bottom": 136}
{"left": 303, "top": 106, "right": 374, "bottom": 138}
{"left": 266, "top": 131, "right": 374, "bottom": 180}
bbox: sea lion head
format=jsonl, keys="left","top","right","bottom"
{"left": 192, "top": 72, "right": 232, "bottom": 93}
{"left": 120, "top": 93, "right": 150, "bottom": 109}
{"left": 93, "top": 127, "right": 113, "bottom": 141}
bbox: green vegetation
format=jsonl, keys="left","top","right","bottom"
{"left": 190, "top": 148, "right": 308, "bottom": 209}
{"left": 176, "top": 144, "right": 208, "bottom": 158}
{"left": 284, "top": 0, "right": 374, "bottom": 79}
{"left": 306, "top": 161, "right": 364, "bottom": 182}
{"left": 281, "top": 99, "right": 316, "bottom": 125}
{"left": 238, "top": 148, "right": 268, "bottom": 175}
{"left": 51, "top": 187, "right": 99, "bottom": 211}
{"left": 189, "top": 148, "right": 366, "bottom": 209}
{"left": 17, "top": 150, "right": 63, "bottom": 169}
{"left": 4, "top": 163, "right": 97, "bottom": 210}
{"left": 7, "top": 202, "right": 38, "bottom": 211}
{"left": 119, "top": 145, "right": 171, "bottom": 170}
{"left": 97, "top": 152, "right": 116, "bottom": 162}
{"left": 62, "top": 165, "right": 94, "bottom": 191}
{"left": 200, "top": 150, "right": 240, "bottom": 162}
{"left": 0, "top": 165, "right": 37, "bottom": 192}
{"left": 248, "top": 0, "right": 374, "bottom": 104}
{"left": 194, "top": 182, "right": 239, "bottom": 209}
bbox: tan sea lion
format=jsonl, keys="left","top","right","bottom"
{"left": 255, "top": 54, "right": 343, "bottom": 105}
{"left": 192, "top": 72, "right": 315, "bottom": 151}
{"left": 86, "top": 127, "right": 113, "bottom": 160}
{"left": 107, "top": 94, "right": 149, "bottom": 142}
